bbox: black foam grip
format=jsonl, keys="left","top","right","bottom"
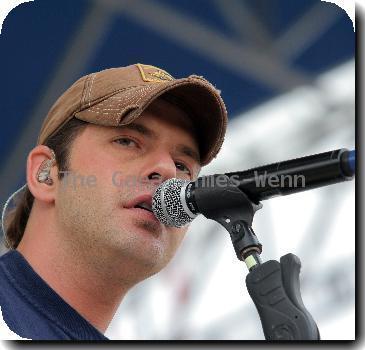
{"left": 246, "top": 254, "right": 320, "bottom": 340}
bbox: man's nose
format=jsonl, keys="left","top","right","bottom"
{"left": 141, "top": 152, "right": 177, "bottom": 185}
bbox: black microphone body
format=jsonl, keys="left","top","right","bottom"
{"left": 152, "top": 149, "right": 355, "bottom": 227}
{"left": 225, "top": 148, "right": 354, "bottom": 202}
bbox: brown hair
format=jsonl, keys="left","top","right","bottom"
{"left": 3, "top": 118, "right": 87, "bottom": 249}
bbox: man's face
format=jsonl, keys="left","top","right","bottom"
{"left": 55, "top": 98, "right": 201, "bottom": 280}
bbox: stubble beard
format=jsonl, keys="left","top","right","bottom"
{"left": 58, "top": 181, "right": 170, "bottom": 280}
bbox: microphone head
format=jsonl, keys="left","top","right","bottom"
{"left": 152, "top": 178, "right": 194, "bottom": 228}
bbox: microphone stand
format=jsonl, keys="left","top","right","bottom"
{"left": 197, "top": 175, "right": 320, "bottom": 340}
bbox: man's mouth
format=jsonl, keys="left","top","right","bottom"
{"left": 134, "top": 201, "right": 153, "bottom": 213}
{"left": 124, "top": 194, "right": 162, "bottom": 226}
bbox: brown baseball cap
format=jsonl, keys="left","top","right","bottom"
{"left": 38, "top": 63, "right": 227, "bottom": 165}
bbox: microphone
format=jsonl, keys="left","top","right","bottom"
{"left": 152, "top": 148, "right": 355, "bottom": 227}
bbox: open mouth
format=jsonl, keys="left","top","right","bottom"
{"left": 134, "top": 201, "right": 153, "bottom": 213}
{"left": 128, "top": 197, "right": 162, "bottom": 229}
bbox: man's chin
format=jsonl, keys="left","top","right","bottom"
{"left": 135, "top": 219, "right": 163, "bottom": 237}
{"left": 119, "top": 249, "right": 168, "bottom": 282}
{"left": 114, "top": 222, "right": 168, "bottom": 267}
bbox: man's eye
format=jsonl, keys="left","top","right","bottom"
{"left": 114, "top": 137, "right": 138, "bottom": 147}
{"left": 175, "top": 162, "right": 191, "bottom": 176}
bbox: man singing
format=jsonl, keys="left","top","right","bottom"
{"left": 0, "top": 63, "right": 227, "bottom": 340}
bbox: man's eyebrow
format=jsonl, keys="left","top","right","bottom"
{"left": 119, "top": 123, "right": 157, "bottom": 139}
{"left": 176, "top": 144, "right": 201, "bottom": 164}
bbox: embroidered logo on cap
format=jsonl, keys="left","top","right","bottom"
{"left": 136, "top": 64, "right": 174, "bottom": 83}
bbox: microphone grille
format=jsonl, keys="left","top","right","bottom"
{"left": 152, "top": 178, "right": 193, "bottom": 227}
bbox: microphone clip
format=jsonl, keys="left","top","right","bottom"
{"left": 194, "top": 174, "right": 263, "bottom": 265}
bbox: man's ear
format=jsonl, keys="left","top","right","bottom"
{"left": 27, "top": 145, "right": 58, "bottom": 203}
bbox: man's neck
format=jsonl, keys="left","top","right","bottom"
{"left": 17, "top": 220, "right": 133, "bottom": 333}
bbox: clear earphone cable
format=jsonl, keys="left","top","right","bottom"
{"left": 1, "top": 184, "right": 27, "bottom": 245}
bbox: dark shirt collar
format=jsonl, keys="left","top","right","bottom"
{"left": 1, "top": 250, "right": 109, "bottom": 340}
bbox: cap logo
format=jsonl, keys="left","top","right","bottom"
{"left": 136, "top": 64, "right": 174, "bottom": 83}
